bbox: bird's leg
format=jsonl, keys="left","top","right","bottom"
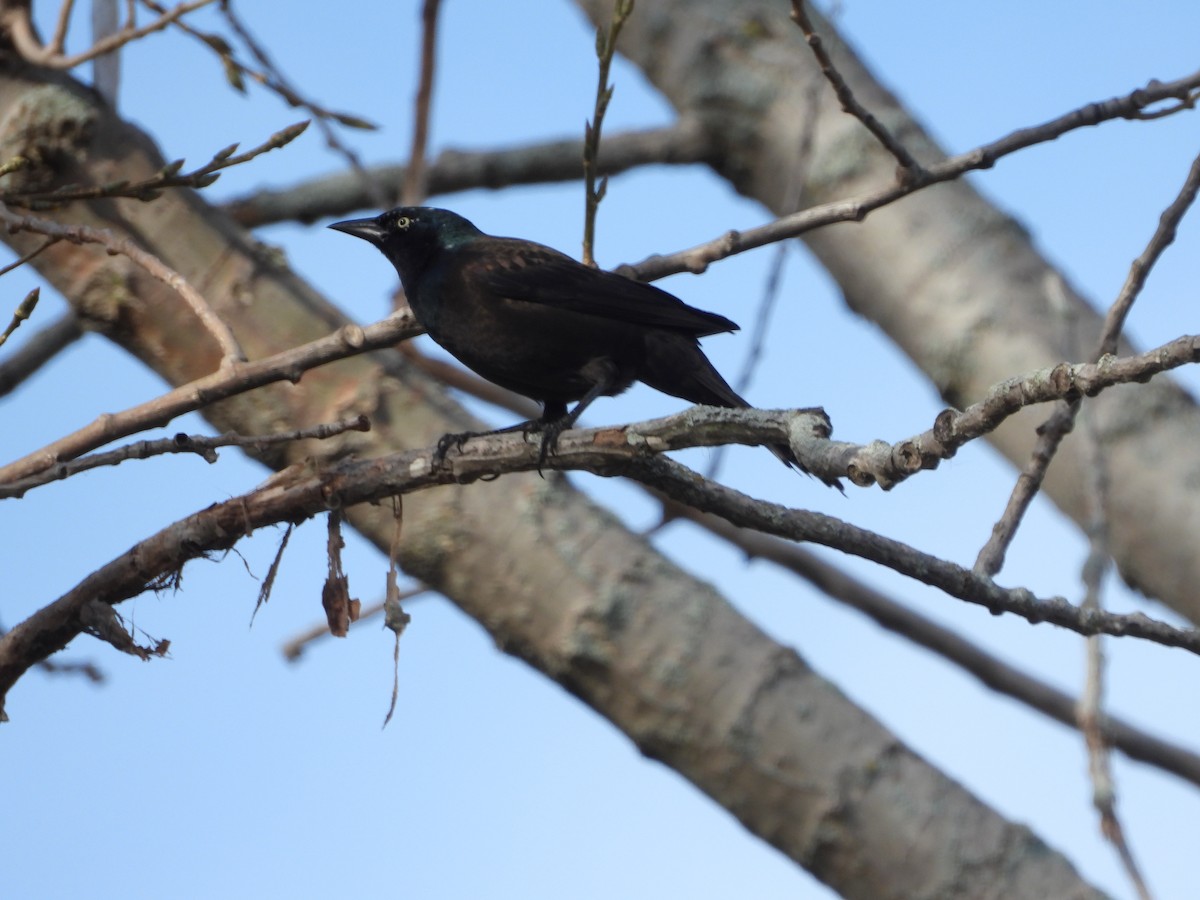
{"left": 535, "top": 369, "right": 616, "bottom": 466}
{"left": 434, "top": 430, "right": 476, "bottom": 463}
{"left": 433, "top": 403, "right": 568, "bottom": 467}
{"left": 434, "top": 420, "right": 530, "bottom": 464}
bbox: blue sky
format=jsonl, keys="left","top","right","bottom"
{"left": 3, "top": 3, "right": 1200, "bottom": 898}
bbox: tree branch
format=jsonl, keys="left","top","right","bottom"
{"left": 0, "top": 310, "right": 82, "bottom": 397}
{"left": 6, "top": 408, "right": 1200, "bottom": 719}
{"left": 222, "top": 121, "right": 711, "bottom": 226}
{"left": 0, "top": 203, "right": 244, "bottom": 363}
{"left": 664, "top": 501, "right": 1200, "bottom": 792}
{"left": 618, "top": 66, "right": 1200, "bottom": 281}
{"left": 0, "top": 415, "right": 370, "bottom": 499}
{"left": 0, "top": 310, "right": 422, "bottom": 485}
{"left": 975, "top": 146, "right": 1200, "bottom": 576}
{"left": 3, "top": 0, "right": 218, "bottom": 69}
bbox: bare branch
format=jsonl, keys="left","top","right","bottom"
{"left": 0, "top": 415, "right": 371, "bottom": 499}
{"left": 4, "top": 0, "right": 219, "bottom": 69}
{"left": 664, "top": 501, "right": 1200, "bottom": 792}
{"left": 2, "top": 120, "right": 309, "bottom": 206}
{"left": 0, "top": 203, "right": 243, "bottom": 364}
{"left": 582, "top": 0, "right": 635, "bottom": 266}
{"left": 789, "top": 0, "right": 922, "bottom": 177}
{"left": 0, "top": 311, "right": 82, "bottom": 398}
{"left": 837, "top": 333, "right": 1200, "bottom": 489}
{"left": 0, "top": 309, "right": 422, "bottom": 485}
{"left": 212, "top": 3, "right": 388, "bottom": 210}
{"left": 6, "top": 409, "right": 1200, "bottom": 718}
{"left": 49, "top": 0, "right": 78, "bottom": 55}
{"left": 400, "top": 0, "right": 442, "bottom": 207}
{"left": 224, "top": 122, "right": 709, "bottom": 227}
{"left": 1077, "top": 386, "right": 1153, "bottom": 898}
{"left": 619, "top": 68, "right": 1200, "bottom": 281}
{"left": 975, "top": 147, "right": 1200, "bottom": 575}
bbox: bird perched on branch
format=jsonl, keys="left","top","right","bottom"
{"left": 329, "top": 206, "right": 824, "bottom": 480}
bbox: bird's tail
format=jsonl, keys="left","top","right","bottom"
{"left": 640, "top": 333, "right": 836, "bottom": 485}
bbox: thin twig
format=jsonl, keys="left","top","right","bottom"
{"left": 0, "top": 309, "right": 422, "bottom": 485}
{"left": 381, "top": 497, "right": 413, "bottom": 728}
{"left": 0, "top": 203, "right": 244, "bottom": 364}
{"left": 4, "top": 0, "right": 219, "bottom": 69}
{"left": 789, "top": 0, "right": 923, "bottom": 177}
{"left": 975, "top": 147, "right": 1200, "bottom": 575}
{"left": 582, "top": 0, "right": 635, "bottom": 266}
{"left": 0, "top": 311, "right": 83, "bottom": 398}
{"left": 620, "top": 68, "right": 1200, "bottom": 282}
{"left": 0, "top": 415, "right": 371, "bottom": 499}
{"left": 1077, "top": 405, "right": 1154, "bottom": 899}
{"left": 0, "top": 287, "right": 39, "bottom": 349}
{"left": 400, "top": 0, "right": 442, "bottom": 207}
{"left": 2, "top": 121, "right": 309, "bottom": 208}
{"left": 214, "top": 3, "right": 388, "bottom": 210}
{"left": 138, "top": 0, "right": 375, "bottom": 129}
{"left": 48, "top": 0, "right": 79, "bottom": 55}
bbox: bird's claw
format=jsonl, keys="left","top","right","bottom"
{"left": 535, "top": 421, "right": 567, "bottom": 471}
{"left": 434, "top": 430, "right": 476, "bottom": 466}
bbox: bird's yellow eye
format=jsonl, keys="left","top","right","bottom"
{"left": 396, "top": 215, "right": 412, "bottom": 229}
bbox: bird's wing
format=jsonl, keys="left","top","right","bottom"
{"left": 469, "top": 241, "right": 739, "bottom": 337}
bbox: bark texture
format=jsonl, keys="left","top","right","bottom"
{"left": 571, "top": 0, "right": 1200, "bottom": 623}
{"left": 0, "top": 37, "right": 1102, "bottom": 900}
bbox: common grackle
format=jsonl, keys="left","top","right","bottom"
{"left": 330, "top": 206, "right": 819, "bottom": 478}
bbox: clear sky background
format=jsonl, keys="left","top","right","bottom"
{"left": 3, "top": 3, "right": 1200, "bottom": 898}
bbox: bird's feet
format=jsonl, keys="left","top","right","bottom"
{"left": 533, "top": 419, "right": 566, "bottom": 469}
{"left": 432, "top": 419, "right": 546, "bottom": 467}
{"left": 434, "top": 430, "right": 482, "bottom": 466}
{"left": 432, "top": 415, "right": 575, "bottom": 475}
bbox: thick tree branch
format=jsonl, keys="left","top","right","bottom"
{"left": 223, "top": 121, "right": 711, "bottom": 226}
{"left": 666, "top": 502, "right": 1200, "bottom": 792}
{"left": 388, "top": 337, "right": 1200, "bottom": 791}
{"left": 6, "top": 410, "right": 1200, "bottom": 717}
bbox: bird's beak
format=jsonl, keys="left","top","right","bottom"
{"left": 328, "top": 216, "right": 386, "bottom": 245}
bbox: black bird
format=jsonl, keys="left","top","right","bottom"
{"left": 329, "top": 207, "right": 814, "bottom": 476}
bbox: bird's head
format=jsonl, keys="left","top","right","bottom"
{"left": 328, "top": 207, "right": 483, "bottom": 284}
